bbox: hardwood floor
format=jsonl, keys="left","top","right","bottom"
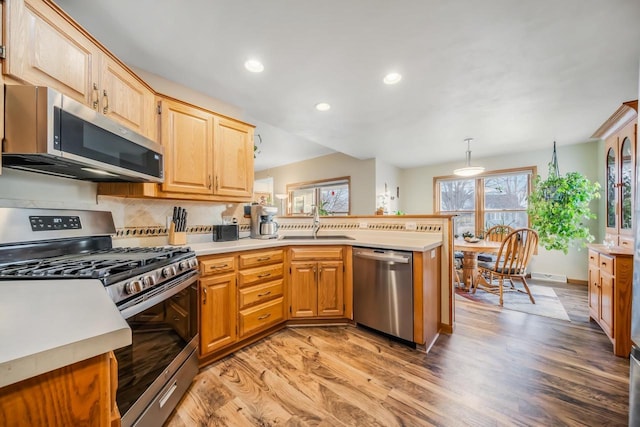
{"left": 166, "top": 281, "right": 630, "bottom": 426}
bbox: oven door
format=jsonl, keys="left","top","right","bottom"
{"left": 115, "top": 270, "right": 199, "bottom": 427}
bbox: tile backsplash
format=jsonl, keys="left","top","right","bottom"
{"left": 0, "top": 169, "right": 247, "bottom": 246}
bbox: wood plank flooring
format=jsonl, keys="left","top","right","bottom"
{"left": 166, "top": 281, "right": 630, "bottom": 426}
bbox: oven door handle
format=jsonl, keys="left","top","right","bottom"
{"left": 119, "top": 271, "right": 199, "bottom": 320}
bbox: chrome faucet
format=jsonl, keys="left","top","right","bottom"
{"left": 312, "top": 204, "right": 320, "bottom": 238}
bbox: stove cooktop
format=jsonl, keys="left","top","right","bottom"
{"left": 0, "top": 246, "right": 195, "bottom": 285}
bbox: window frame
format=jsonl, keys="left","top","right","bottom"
{"left": 286, "top": 176, "right": 351, "bottom": 216}
{"left": 434, "top": 166, "right": 536, "bottom": 235}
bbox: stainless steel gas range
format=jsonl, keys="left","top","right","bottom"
{"left": 0, "top": 207, "right": 199, "bottom": 427}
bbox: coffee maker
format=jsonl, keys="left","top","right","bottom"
{"left": 250, "top": 205, "right": 279, "bottom": 239}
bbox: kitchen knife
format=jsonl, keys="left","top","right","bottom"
{"left": 181, "top": 210, "right": 188, "bottom": 232}
{"left": 176, "top": 207, "right": 183, "bottom": 231}
{"left": 172, "top": 206, "right": 178, "bottom": 230}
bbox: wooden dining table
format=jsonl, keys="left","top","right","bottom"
{"left": 454, "top": 239, "right": 502, "bottom": 290}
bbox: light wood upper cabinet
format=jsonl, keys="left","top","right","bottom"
{"left": 160, "top": 98, "right": 214, "bottom": 194}
{"left": 99, "top": 55, "right": 157, "bottom": 141}
{"left": 595, "top": 100, "right": 637, "bottom": 248}
{"left": 4, "top": 0, "right": 98, "bottom": 105}
{"left": 4, "top": 0, "right": 157, "bottom": 141}
{"left": 214, "top": 116, "right": 254, "bottom": 198}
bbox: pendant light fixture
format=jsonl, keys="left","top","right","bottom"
{"left": 453, "top": 138, "right": 485, "bottom": 177}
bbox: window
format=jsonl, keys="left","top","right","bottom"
{"left": 287, "top": 177, "right": 350, "bottom": 216}
{"left": 435, "top": 167, "right": 535, "bottom": 236}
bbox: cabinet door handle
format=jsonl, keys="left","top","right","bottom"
{"left": 102, "top": 90, "right": 109, "bottom": 114}
{"left": 210, "top": 263, "right": 228, "bottom": 270}
{"left": 257, "top": 291, "right": 272, "bottom": 297}
{"left": 257, "top": 273, "right": 271, "bottom": 278}
{"left": 215, "top": 175, "right": 219, "bottom": 191}
{"left": 203, "top": 287, "right": 207, "bottom": 304}
{"left": 257, "top": 313, "right": 271, "bottom": 321}
{"left": 257, "top": 256, "right": 271, "bottom": 261}
{"left": 208, "top": 175, "right": 212, "bottom": 189}
{"left": 92, "top": 83, "right": 99, "bottom": 109}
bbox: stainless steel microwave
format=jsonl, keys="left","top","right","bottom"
{"left": 3, "top": 85, "right": 164, "bottom": 182}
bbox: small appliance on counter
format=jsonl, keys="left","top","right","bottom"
{"left": 212, "top": 224, "right": 239, "bottom": 242}
{"left": 250, "top": 205, "right": 279, "bottom": 239}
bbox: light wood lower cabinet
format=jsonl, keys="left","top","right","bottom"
{"left": 198, "top": 249, "right": 285, "bottom": 359}
{"left": 199, "top": 272, "right": 237, "bottom": 356}
{"left": 289, "top": 247, "right": 345, "bottom": 318}
{"left": 0, "top": 351, "right": 119, "bottom": 427}
{"left": 239, "top": 296, "right": 285, "bottom": 337}
{"left": 237, "top": 249, "right": 285, "bottom": 338}
{"left": 587, "top": 245, "right": 633, "bottom": 357}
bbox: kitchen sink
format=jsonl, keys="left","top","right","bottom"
{"left": 280, "top": 235, "right": 355, "bottom": 240}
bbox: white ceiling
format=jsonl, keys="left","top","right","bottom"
{"left": 55, "top": 0, "right": 640, "bottom": 172}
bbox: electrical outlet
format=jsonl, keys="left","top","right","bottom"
{"left": 166, "top": 216, "right": 173, "bottom": 229}
{"left": 405, "top": 222, "right": 417, "bottom": 231}
{"left": 359, "top": 222, "right": 368, "bottom": 229}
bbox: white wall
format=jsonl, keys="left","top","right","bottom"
{"left": 400, "top": 141, "right": 601, "bottom": 281}
{"left": 374, "top": 159, "right": 401, "bottom": 214}
{"left": 255, "top": 152, "right": 376, "bottom": 215}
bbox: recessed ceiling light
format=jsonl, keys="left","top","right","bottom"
{"left": 244, "top": 59, "right": 264, "bottom": 73}
{"left": 315, "top": 102, "right": 331, "bottom": 111}
{"left": 383, "top": 72, "right": 402, "bottom": 85}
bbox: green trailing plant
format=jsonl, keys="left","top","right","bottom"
{"left": 527, "top": 143, "right": 600, "bottom": 254}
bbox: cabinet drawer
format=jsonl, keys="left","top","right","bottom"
{"left": 239, "top": 250, "right": 284, "bottom": 269}
{"left": 200, "top": 255, "right": 236, "bottom": 276}
{"left": 599, "top": 254, "right": 614, "bottom": 276}
{"left": 290, "top": 247, "right": 343, "bottom": 261}
{"left": 588, "top": 250, "right": 599, "bottom": 267}
{"left": 238, "top": 279, "right": 284, "bottom": 309}
{"left": 619, "top": 235, "right": 634, "bottom": 249}
{"left": 239, "top": 297, "right": 284, "bottom": 337}
{"left": 238, "top": 263, "right": 283, "bottom": 287}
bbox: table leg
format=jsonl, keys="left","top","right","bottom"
{"left": 462, "top": 252, "right": 478, "bottom": 291}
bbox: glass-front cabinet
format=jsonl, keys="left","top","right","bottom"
{"left": 601, "top": 101, "right": 637, "bottom": 248}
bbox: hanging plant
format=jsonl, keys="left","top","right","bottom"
{"left": 527, "top": 142, "right": 600, "bottom": 254}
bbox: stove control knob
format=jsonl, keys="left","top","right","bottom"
{"left": 162, "top": 266, "right": 177, "bottom": 278}
{"left": 189, "top": 259, "right": 198, "bottom": 269}
{"left": 126, "top": 280, "right": 144, "bottom": 295}
{"left": 142, "top": 275, "right": 155, "bottom": 287}
{"left": 179, "top": 261, "right": 189, "bottom": 271}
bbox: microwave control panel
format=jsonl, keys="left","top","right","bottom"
{"left": 29, "top": 215, "right": 82, "bottom": 231}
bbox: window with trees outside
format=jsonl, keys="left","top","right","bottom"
{"left": 287, "top": 177, "right": 350, "bottom": 216}
{"left": 435, "top": 167, "right": 535, "bottom": 237}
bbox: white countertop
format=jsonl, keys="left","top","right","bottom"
{"left": 190, "top": 231, "right": 442, "bottom": 256}
{"left": 0, "top": 279, "right": 131, "bottom": 388}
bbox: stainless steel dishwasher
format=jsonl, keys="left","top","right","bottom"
{"left": 353, "top": 247, "right": 413, "bottom": 342}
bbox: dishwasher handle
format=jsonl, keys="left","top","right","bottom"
{"left": 354, "top": 249, "right": 411, "bottom": 264}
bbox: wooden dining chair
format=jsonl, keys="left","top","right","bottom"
{"left": 473, "top": 228, "right": 538, "bottom": 306}
{"left": 477, "top": 225, "right": 514, "bottom": 262}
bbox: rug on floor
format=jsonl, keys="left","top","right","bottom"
{"left": 455, "top": 284, "right": 571, "bottom": 321}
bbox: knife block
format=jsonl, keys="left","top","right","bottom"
{"left": 168, "top": 223, "right": 187, "bottom": 245}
